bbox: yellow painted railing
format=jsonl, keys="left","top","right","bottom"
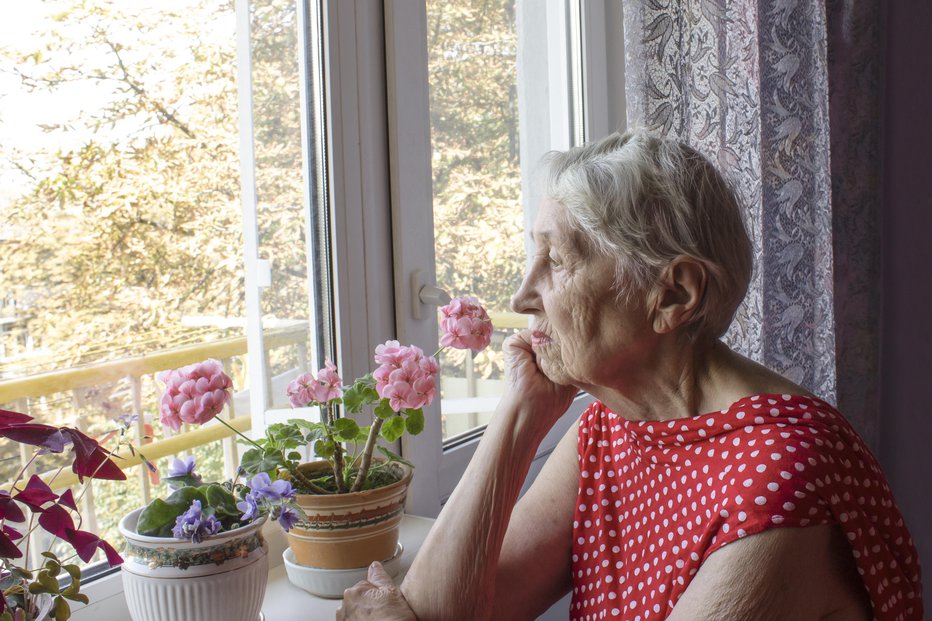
{"left": 0, "top": 322, "right": 307, "bottom": 568}
{"left": 41, "top": 415, "right": 253, "bottom": 492}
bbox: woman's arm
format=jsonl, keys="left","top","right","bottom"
{"left": 398, "top": 332, "right": 578, "bottom": 621}
{"left": 666, "top": 525, "right": 871, "bottom": 621}
{"left": 489, "top": 418, "right": 580, "bottom": 619}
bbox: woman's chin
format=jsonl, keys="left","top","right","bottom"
{"left": 537, "top": 355, "right": 574, "bottom": 386}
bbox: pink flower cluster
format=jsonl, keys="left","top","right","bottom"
{"left": 286, "top": 360, "right": 343, "bottom": 407}
{"left": 157, "top": 359, "right": 232, "bottom": 432}
{"left": 440, "top": 296, "right": 493, "bottom": 352}
{"left": 373, "top": 341, "right": 439, "bottom": 412}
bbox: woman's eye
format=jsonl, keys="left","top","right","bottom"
{"left": 548, "top": 253, "right": 563, "bottom": 268}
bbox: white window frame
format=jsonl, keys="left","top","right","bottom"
{"left": 69, "top": 0, "right": 627, "bottom": 614}
{"left": 386, "top": 0, "right": 628, "bottom": 514}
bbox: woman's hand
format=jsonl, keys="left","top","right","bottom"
{"left": 336, "top": 562, "right": 416, "bottom": 621}
{"left": 501, "top": 330, "right": 577, "bottom": 433}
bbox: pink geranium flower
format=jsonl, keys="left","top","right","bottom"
{"left": 373, "top": 342, "right": 439, "bottom": 412}
{"left": 157, "top": 359, "right": 232, "bottom": 432}
{"left": 440, "top": 296, "right": 493, "bottom": 351}
{"left": 286, "top": 359, "right": 344, "bottom": 407}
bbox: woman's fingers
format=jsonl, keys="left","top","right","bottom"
{"left": 366, "top": 562, "right": 393, "bottom": 587}
{"left": 336, "top": 572, "right": 417, "bottom": 621}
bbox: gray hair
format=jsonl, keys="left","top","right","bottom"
{"left": 541, "top": 129, "right": 753, "bottom": 339}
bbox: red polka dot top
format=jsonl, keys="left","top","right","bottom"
{"left": 571, "top": 394, "right": 922, "bottom": 621}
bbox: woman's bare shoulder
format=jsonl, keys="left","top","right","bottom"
{"left": 714, "top": 342, "right": 815, "bottom": 402}
{"left": 669, "top": 525, "right": 871, "bottom": 621}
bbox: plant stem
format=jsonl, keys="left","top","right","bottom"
{"left": 9, "top": 451, "right": 40, "bottom": 492}
{"left": 325, "top": 403, "right": 347, "bottom": 493}
{"left": 218, "top": 414, "right": 329, "bottom": 494}
{"left": 286, "top": 465, "right": 330, "bottom": 495}
{"left": 215, "top": 417, "right": 264, "bottom": 451}
{"left": 350, "top": 417, "right": 384, "bottom": 493}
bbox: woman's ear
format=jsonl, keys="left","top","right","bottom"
{"left": 650, "top": 257, "right": 707, "bottom": 334}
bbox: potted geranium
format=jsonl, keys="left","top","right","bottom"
{"left": 0, "top": 408, "right": 126, "bottom": 621}
{"left": 118, "top": 359, "right": 302, "bottom": 621}
{"left": 238, "top": 296, "right": 492, "bottom": 572}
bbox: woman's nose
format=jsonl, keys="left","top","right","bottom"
{"left": 510, "top": 271, "right": 538, "bottom": 314}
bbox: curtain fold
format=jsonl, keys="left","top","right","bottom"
{"left": 622, "top": 0, "right": 881, "bottom": 446}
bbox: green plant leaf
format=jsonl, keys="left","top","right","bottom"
{"left": 62, "top": 565, "right": 80, "bottom": 582}
{"left": 314, "top": 438, "right": 335, "bottom": 458}
{"left": 333, "top": 417, "right": 360, "bottom": 442}
{"left": 374, "top": 399, "right": 395, "bottom": 420}
{"left": 61, "top": 574, "right": 81, "bottom": 598}
{"left": 205, "top": 484, "right": 239, "bottom": 520}
{"left": 343, "top": 379, "right": 379, "bottom": 413}
{"left": 355, "top": 426, "right": 371, "bottom": 443}
{"left": 137, "top": 487, "right": 208, "bottom": 537}
{"left": 376, "top": 445, "right": 414, "bottom": 468}
{"left": 53, "top": 594, "right": 71, "bottom": 620}
{"left": 240, "top": 447, "right": 286, "bottom": 477}
{"left": 287, "top": 451, "right": 303, "bottom": 461}
{"left": 30, "top": 570, "right": 59, "bottom": 595}
{"left": 63, "top": 592, "right": 89, "bottom": 605}
{"left": 380, "top": 416, "right": 406, "bottom": 442}
{"left": 404, "top": 409, "right": 425, "bottom": 435}
{"left": 265, "top": 422, "right": 305, "bottom": 450}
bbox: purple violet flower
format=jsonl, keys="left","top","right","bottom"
{"left": 237, "top": 492, "right": 260, "bottom": 523}
{"left": 247, "top": 473, "right": 296, "bottom": 501}
{"left": 274, "top": 505, "right": 300, "bottom": 532}
{"left": 172, "top": 500, "right": 221, "bottom": 543}
{"left": 167, "top": 455, "right": 197, "bottom": 478}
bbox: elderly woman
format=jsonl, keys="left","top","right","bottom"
{"left": 337, "top": 131, "right": 922, "bottom": 621}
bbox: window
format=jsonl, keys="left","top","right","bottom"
{"left": 390, "top": 0, "right": 625, "bottom": 511}
{"left": 0, "top": 0, "right": 625, "bottom": 608}
{"left": 0, "top": 0, "right": 331, "bottom": 575}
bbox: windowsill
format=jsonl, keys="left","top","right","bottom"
{"left": 70, "top": 514, "right": 436, "bottom": 621}
{"left": 261, "top": 514, "right": 435, "bottom": 619}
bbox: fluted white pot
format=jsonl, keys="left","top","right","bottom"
{"left": 119, "top": 509, "right": 268, "bottom": 621}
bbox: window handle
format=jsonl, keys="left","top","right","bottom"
{"left": 410, "top": 269, "right": 450, "bottom": 320}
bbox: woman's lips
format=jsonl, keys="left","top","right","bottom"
{"left": 531, "top": 331, "right": 553, "bottom": 346}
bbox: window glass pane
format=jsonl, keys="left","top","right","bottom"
{"left": 250, "top": 0, "right": 331, "bottom": 410}
{"left": 427, "top": 0, "right": 528, "bottom": 442}
{"left": 0, "top": 0, "right": 330, "bottom": 573}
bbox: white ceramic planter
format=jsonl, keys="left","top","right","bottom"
{"left": 119, "top": 509, "right": 268, "bottom": 621}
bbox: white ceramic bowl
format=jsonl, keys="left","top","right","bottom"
{"left": 283, "top": 543, "right": 404, "bottom": 599}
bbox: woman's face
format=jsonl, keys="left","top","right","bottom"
{"left": 510, "top": 198, "right": 656, "bottom": 389}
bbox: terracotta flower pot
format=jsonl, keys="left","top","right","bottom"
{"left": 287, "top": 461, "right": 412, "bottom": 569}
{"left": 119, "top": 509, "right": 268, "bottom": 621}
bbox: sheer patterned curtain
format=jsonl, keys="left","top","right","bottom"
{"left": 622, "top": 0, "right": 882, "bottom": 445}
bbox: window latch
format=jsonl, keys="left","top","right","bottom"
{"left": 410, "top": 269, "right": 450, "bottom": 320}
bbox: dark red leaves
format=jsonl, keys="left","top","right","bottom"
{"left": 0, "top": 424, "right": 69, "bottom": 453}
{"left": 0, "top": 492, "right": 25, "bottom": 523}
{"left": 58, "top": 489, "right": 78, "bottom": 512}
{"left": 0, "top": 410, "right": 33, "bottom": 426}
{"left": 99, "top": 539, "right": 124, "bottom": 566}
{"left": 38, "top": 504, "right": 74, "bottom": 538}
{"left": 63, "top": 429, "right": 126, "bottom": 482}
{"left": 64, "top": 529, "right": 100, "bottom": 563}
{"left": 0, "top": 530, "right": 22, "bottom": 560}
{"left": 13, "top": 475, "right": 58, "bottom": 510}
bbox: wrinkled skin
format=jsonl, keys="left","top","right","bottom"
{"left": 336, "top": 562, "right": 416, "bottom": 621}
{"left": 510, "top": 198, "right": 658, "bottom": 397}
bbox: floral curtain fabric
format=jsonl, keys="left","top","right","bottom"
{"left": 622, "top": 0, "right": 882, "bottom": 445}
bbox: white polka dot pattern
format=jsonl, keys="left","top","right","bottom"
{"left": 570, "top": 395, "right": 922, "bottom": 621}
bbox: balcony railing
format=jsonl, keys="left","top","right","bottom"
{"left": 0, "top": 321, "right": 308, "bottom": 569}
